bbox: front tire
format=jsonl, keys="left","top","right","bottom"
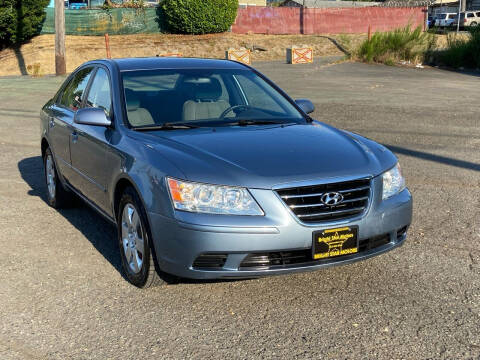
{"left": 43, "top": 148, "right": 73, "bottom": 208}
{"left": 117, "top": 187, "right": 166, "bottom": 288}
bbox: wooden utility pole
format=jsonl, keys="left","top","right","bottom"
{"left": 104, "top": 33, "right": 111, "bottom": 59}
{"left": 55, "top": 0, "right": 66, "bottom": 75}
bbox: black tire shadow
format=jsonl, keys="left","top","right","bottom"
{"left": 18, "top": 156, "right": 124, "bottom": 278}
{"left": 18, "top": 156, "right": 246, "bottom": 286}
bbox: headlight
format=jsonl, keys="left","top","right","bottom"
{"left": 382, "top": 163, "right": 406, "bottom": 200}
{"left": 166, "top": 177, "right": 264, "bottom": 216}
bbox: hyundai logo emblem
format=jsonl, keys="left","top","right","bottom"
{"left": 321, "top": 192, "right": 344, "bottom": 206}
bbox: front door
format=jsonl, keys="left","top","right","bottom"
{"left": 69, "top": 67, "right": 114, "bottom": 213}
{"left": 48, "top": 67, "right": 94, "bottom": 182}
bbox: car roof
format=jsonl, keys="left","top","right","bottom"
{"left": 100, "top": 57, "right": 250, "bottom": 72}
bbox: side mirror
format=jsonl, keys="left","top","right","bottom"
{"left": 295, "top": 99, "right": 315, "bottom": 115}
{"left": 74, "top": 107, "right": 111, "bottom": 127}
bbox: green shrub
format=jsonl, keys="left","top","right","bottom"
{"left": 357, "top": 25, "right": 435, "bottom": 64}
{"left": 0, "top": 0, "right": 50, "bottom": 48}
{"left": 161, "top": 0, "right": 238, "bottom": 34}
{"left": 440, "top": 27, "right": 480, "bottom": 68}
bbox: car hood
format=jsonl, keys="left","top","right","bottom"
{"left": 136, "top": 123, "right": 397, "bottom": 189}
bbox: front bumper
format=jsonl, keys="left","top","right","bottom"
{"left": 148, "top": 180, "right": 412, "bottom": 279}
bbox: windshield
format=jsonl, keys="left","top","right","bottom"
{"left": 121, "top": 68, "right": 305, "bottom": 128}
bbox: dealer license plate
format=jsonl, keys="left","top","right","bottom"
{"left": 313, "top": 226, "right": 358, "bottom": 260}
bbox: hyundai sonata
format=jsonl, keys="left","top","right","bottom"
{"left": 40, "top": 58, "right": 412, "bottom": 288}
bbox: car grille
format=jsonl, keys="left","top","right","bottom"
{"left": 239, "top": 234, "right": 391, "bottom": 270}
{"left": 276, "top": 178, "right": 371, "bottom": 223}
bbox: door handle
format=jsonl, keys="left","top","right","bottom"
{"left": 49, "top": 118, "right": 55, "bottom": 128}
{"left": 71, "top": 131, "right": 78, "bottom": 144}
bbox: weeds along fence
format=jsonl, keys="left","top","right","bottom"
{"left": 357, "top": 25, "right": 435, "bottom": 64}
{"left": 439, "top": 28, "right": 480, "bottom": 68}
{"left": 39, "top": 6, "right": 425, "bottom": 36}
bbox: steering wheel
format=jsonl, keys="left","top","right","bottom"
{"left": 219, "top": 105, "right": 252, "bottom": 120}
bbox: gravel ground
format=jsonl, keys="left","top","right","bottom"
{"left": 0, "top": 60, "right": 479, "bottom": 360}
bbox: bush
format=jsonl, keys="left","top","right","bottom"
{"left": 357, "top": 25, "right": 435, "bottom": 64}
{"left": 440, "top": 27, "right": 480, "bottom": 69}
{"left": 0, "top": 0, "right": 49, "bottom": 48}
{"left": 161, "top": 0, "right": 238, "bottom": 34}
{"left": 103, "top": 0, "right": 146, "bottom": 9}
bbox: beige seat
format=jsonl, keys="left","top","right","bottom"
{"left": 125, "top": 89, "right": 155, "bottom": 127}
{"left": 182, "top": 78, "right": 230, "bottom": 121}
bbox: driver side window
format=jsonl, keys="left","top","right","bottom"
{"left": 234, "top": 74, "right": 285, "bottom": 114}
{"left": 59, "top": 67, "right": 94, "bottom": 111}
{"left": 86, "top": 68, "right": 112, "bottom": 116}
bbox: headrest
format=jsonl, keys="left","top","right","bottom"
{"left": 125, "top": 89, "right": 140, "bottom": 111}
{"left": 181, "top": 77, "right": 222, "bottom": 101}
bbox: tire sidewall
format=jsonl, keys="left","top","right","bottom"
{"left": 44, "top": 148, "right": 58, "bottom": 208}
{"left": 117, "top": 188, "right": 153, "bottom": 287}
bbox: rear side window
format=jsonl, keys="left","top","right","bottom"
{"left": 86, "top": 68, "right": 112, "bottom": 115}
{"left": 59, "top": 67, "right": 94, "bottom": 111}
{"left": 123, "top": 73, "right": 180, "bottom": 91}
{"left": 467, "top": 13, "right": 474, "bottom": 18}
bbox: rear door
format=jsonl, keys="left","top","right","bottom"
{"left": 69, "top": 66, "right": 115, "bottom": 213}
{"left": 48, "top": 67, "right": 94, "bottom": 181}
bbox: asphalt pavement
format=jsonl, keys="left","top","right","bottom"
{"left": 0, "top": 60, "right": 479, "bottom": 359}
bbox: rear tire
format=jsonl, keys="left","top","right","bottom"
{"left": 117, "top": 186, "right": 167, "bottom": 288}
{"left": 43, "top": 148, "right": 73, "bottom": 209}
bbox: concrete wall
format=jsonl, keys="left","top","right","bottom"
{"left": 231, "top": 6, "right": 426, "bottom": 34}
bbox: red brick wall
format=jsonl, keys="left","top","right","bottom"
{"left": 231, "top": 6, "right": 426, "bottom": 34}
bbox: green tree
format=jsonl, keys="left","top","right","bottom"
{"left": 0, "top": 0, "right": 50, "bottom": 48}
{"left": 161, "top": 0, "right": 238, "bottom": 34}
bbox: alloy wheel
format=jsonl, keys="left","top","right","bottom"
{"left": 45, "top": 154, "right": 56, "bottom": 200}
{"left": 121, "top": 203, "right": 145, "bottom": 274}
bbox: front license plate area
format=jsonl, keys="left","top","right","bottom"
{"left": 313, "top": 226, "right": 358, "bottom": 260}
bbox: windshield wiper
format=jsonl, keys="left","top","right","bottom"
{"left": 221, "top": 119, "right": 291, "bottom": 127}
{"left": 133, "top": 123, "right": 199, "bottom": 131}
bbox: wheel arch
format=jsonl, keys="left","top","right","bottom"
{"left": 112, "top": 175, "right": 150, "bottom": 223}
{"left": 41, "top": 137, "right": 49, "bottom": 159}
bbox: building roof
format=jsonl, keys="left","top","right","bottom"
{"left": 431, "top": 0, "right": 458, "bottom": 4}
{"left": 381, "top": 0, "right": 433, "bottom": 6}
{"left": 281, "top": 0, "right": 381, "bottom": 7}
